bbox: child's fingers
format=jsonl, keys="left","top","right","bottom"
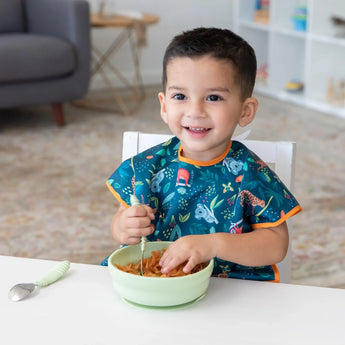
{"left": 119, "top": 226, "right": 152, "bottom": 245}
{"left": 125, "top": 236, "right": 141, "bottom": 245}
{"left": 182, "top": 257, "right": 198, "bottom": 273}
{"left": 126, "top": 231, "right": 153, "bottom": 245}
{"left": 159, "top": 235, "right": 210, "bottom": 274}
{"left": 159, "top": 244, "right": 177, "bottom": 271}
{"left": 128, "top": 205, "right": 156, "bottom": 220}
{"left": 127, "top": 205, "right": 149, "bottom": 217}
{"left": 143, "top": 205, "right": 156, "bottom": 220}
{"left": 160, "top": 249, "right": 190, "bottom": 274}
{"left": 128, "top": 224, "right": 154, "bottom": 237}
{"left": 127, "top": 215, "right": 152, "bottom": 229}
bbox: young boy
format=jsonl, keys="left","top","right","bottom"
{"left": 105, "top": 28, "right": 302, "bottom": 282}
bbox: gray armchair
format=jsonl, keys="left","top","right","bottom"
{"left": 0, "top": 0, "right": 90, "bottom": 126}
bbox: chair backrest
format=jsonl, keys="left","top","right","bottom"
{"left": 122, "top": 131, "right": 296, "bottom": 283}
{"left": 0, "top": 0, "right": 24, "bottom": 33}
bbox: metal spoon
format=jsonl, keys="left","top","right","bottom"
{"left": 8, "top": 260, "right": 70, "bottom": 302}
{"left": 130, "top": 194, "right": 147, "bottom": 276}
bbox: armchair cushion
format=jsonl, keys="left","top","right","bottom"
{"left": 0, "top": 0, "right": 24, "bottom": 33}
{"left": 0, "top": 34, "right": 76, "bottom": 84}
{"left": 0, "top": 0, "right": 90, "bottom": 126}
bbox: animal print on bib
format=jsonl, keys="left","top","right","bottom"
{"left": 107, "top": 136, "right": 301, "bottom": 281}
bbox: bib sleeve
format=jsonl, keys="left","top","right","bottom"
{"left": 237, "top": 148, "right": 301, "bottom": 229}
{"left": 106, "top": 159, "right": 135, "bottom": 207}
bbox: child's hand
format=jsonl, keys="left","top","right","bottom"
{"left": 159, "top": 235, "right": 215, "bottom": 274}
{"left": 111, "top": 204, "right": 155, "bottom": 245}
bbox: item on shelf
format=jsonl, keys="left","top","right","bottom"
{"left": 292, "top": 6, "right": 307, "bottom": 32}
{"left": 326, "top": 78, "right": 345, "bottom": 107}
{"left": 255, "top": 0, "right": 270, "bottom": 10}
{"left": 256, "top": 64, "right": 269, "bottom": 85}
{"left": 285, "top": 80, "right": 304, "bottom": 93}
{"left": 254, "top": 10, "right": 269, "bottom": 24}
{"left": 98, "top": 0, "right": 116, "bottom": 17}
{"left": 331, "top": 16, "right": 345, "bottom": 38}
{"left": 254, "top": 0, "right": 270, "bottom": 24}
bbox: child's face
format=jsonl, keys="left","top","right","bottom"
{"left": 158, "top": 55, "right": 257, "bottom": 162}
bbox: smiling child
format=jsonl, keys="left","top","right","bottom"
{"left": 105, "top": 28, "right": 302, "bottom": 282}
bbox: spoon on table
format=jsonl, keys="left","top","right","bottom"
{"left": 130, "top": 194, "right": 147, "bottom": 276}
{"left": 8, "top": 260, "right": 70, "bottom": 302}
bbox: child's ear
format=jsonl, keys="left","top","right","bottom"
{"left": 238, "top": 97, "right": 258, "bottom": 127}
{"left": 158, "top": 92, "right": 168, "bottom": 123}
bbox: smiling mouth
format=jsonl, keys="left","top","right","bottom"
{"left": 185, "top": 127, "right": 211, "bottom": 133}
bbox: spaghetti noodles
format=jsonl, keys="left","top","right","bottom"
{"left": 115, "top": 249, "right": 206, "bottom": 277}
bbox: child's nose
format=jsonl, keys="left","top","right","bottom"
{"left": 186, "top": 100, "right": 206, "bottom": 118}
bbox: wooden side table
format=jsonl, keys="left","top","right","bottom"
{"left": 76, "top": 13, "right": 159, "bottom": 116}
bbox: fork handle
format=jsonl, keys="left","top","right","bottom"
{"left": 130, "top": 194, "right": 148, "bottom": 250}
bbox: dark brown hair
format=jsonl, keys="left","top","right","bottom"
{"left": 162, "top": 27, "right": 257, "bottom": 100}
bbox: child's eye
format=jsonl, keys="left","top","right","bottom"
{"left": 173, "top": 93, "right": 186, "bottom": 101}
{"left": 207, "top": 95, "right": 222, "bottom": 101}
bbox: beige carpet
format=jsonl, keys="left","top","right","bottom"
{"left": 1, "top": 85, "right": 344, "bottom": 288}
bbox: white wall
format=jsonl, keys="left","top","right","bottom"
{"left": 88, "top": 0, "right": 234, "bottom": 88}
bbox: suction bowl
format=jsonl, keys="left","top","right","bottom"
{"left": 108, "top": 241, "right": 214, "bottom": 308}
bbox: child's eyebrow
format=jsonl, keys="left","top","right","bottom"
{"left": 167, "top": 86, "right": 185, "bottom": 92}
{"left": 207, "top": 87, "right": 231, "bottom": 93}
{"left": 167, "top": 86, "right": 231, "bottom": 93}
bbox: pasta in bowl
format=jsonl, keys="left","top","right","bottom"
{"left": 108, "top": 241, "right": 214, "bottom": 308}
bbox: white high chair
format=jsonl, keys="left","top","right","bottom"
{"left": 122, "top": 131, "right": 296, "bottom": 283}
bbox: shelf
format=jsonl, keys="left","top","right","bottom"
{"left": 272, "top": 27, "right": 307, "bottom": 39}
{"left": 238, "top": 20, "right": 270, "bottom": 32}
{"left": 310, "top": 34, "right": 345, "bottom": 47}
{"left": 233, "top": 0, "right": 345, "bottom": 119}
{"left": 239, "top": 20, "right": 308, "bottom": 39}
{"left": 254, "top": 85, "right": 345, "bottom": 119}
{"left": 255, "top": 85, "right": 305, "bottom": 103}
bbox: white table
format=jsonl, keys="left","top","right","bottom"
{"left": 1, "top": 255, "right": 345, "bottom": 345}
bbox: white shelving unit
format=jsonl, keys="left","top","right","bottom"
{"left": 233, "top": 0, "right": 345, "bottom": 119}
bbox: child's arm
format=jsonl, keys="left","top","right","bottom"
{"left": 111, "top": 205, "right": 155, "bottom": 245}
{"left": 159, "top": 222, "right": 289, "bottom": 274}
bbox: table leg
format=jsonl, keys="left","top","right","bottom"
{"left": 73, "top": 27, "right": 146, "bottom": 116}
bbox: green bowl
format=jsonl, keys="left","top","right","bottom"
{"left": 108, "top": 241, "right": 214, "bottom": 308}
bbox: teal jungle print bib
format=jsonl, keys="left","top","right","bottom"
{"left": 107, "top": 137, "right": 301, "bottom": 281}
